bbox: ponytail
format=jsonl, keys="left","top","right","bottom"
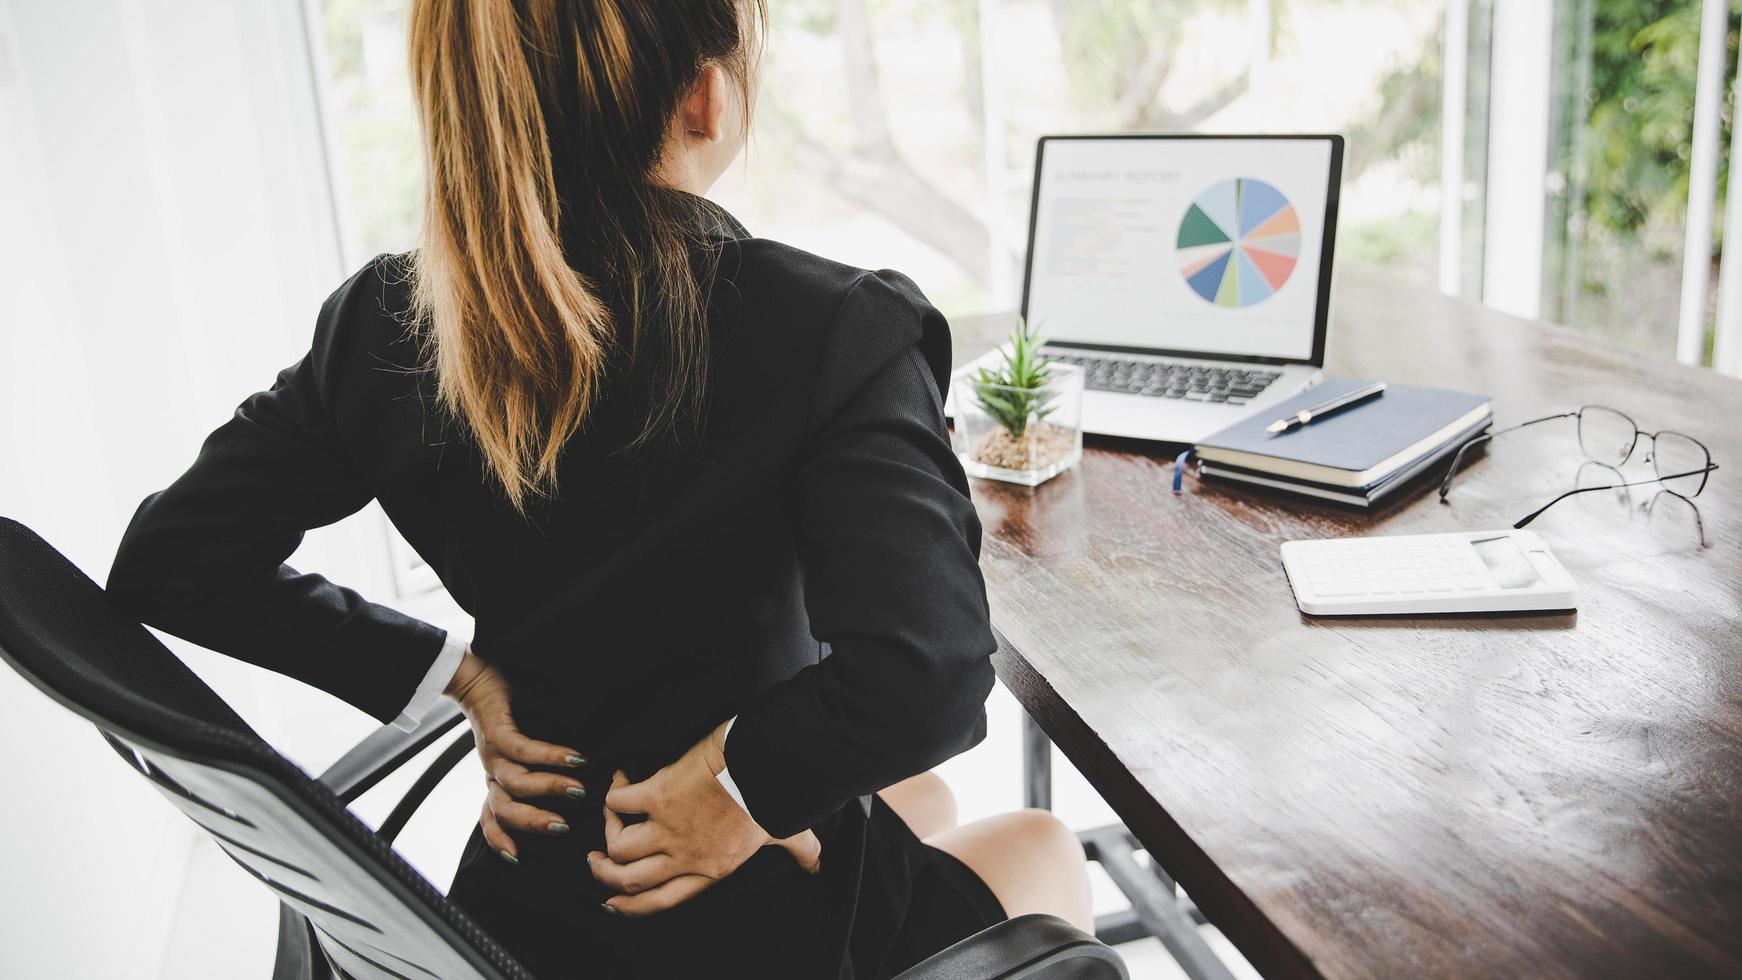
{"left": 407, "top": 0, "right": 762, "bottom": 516}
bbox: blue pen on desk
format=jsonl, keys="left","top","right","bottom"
{"left": 1265, "top": 381, "right": 1388, "bottom": 435}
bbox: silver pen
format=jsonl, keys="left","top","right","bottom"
{"left": 1265, "top": 382, "right": 1388, "bottom": 435}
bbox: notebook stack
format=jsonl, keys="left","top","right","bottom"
{"left": 1192, "top": 378, "right": 1492, "bottom": 507}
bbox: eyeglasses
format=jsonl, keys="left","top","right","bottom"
{"left": 1438, "top": 405, "right": 1719, "bottom": 533}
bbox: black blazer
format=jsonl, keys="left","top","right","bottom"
{"left": 105, "top": 195, "right": 997, "bottom": 852}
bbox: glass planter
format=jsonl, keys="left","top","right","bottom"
{"left": 952, "top": 363, "right": 1084, "bottom": 486}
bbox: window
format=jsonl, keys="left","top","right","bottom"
{"left": 1543, "top": 0, "right": 1740, "bottom": 361}
{"left": 315, "top": 0, "right": 421, "bottom": 265}
{"left": 310, "top": 0, "right": 1742, "bottom": 374}
{"left": 710, "top": 0, "right": 1450, "bottom": 313}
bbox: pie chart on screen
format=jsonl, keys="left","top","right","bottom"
{"left": 1176, "top": 177, "right": 1301, "bottom": 308}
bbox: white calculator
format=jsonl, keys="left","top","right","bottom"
{"left": 1280, "top": 529, "right": 1578, "bottom": 616}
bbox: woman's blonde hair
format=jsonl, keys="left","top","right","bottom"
{"left": 407, "top": 0, "right": 763, "bottom": 515}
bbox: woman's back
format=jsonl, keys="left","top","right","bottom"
{"left": 337, "top": 202, "right": 982, "bottom": 784}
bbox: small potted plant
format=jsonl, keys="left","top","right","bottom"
{"left": 953, "top": 318, "right": 1084, "bottom": 486}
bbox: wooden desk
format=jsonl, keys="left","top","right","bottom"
{"left": 960, "top": 272, "right": 1742, "bottom": 980}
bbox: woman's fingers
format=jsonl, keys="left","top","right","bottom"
{"left": 466, "top": 696, "right": 583, "bottom": 769}
{"left": 603, "top": 794, "right": 625, "bottom": 837}
{"left": 602, "top": 800, "right": 663, "bottom": 863}
{"left": 487, "top": 781, "right": 571, "bottom": 835}
{"left": 587, "top": 850, "right": 682, "bottom": 895}
{"left": 479, "top": 802, "right": 519, "bottom": 864}
{"left": 488, "top": 758, "right": 587, "bottom": 801}
{"left": 472, "top": 716, "right": 583, "bottom": 768}
{"left": 601, "top": 769, "right": 665, "bottom": 860}
{"left": 452, "top": 656, "right": 581, "bottom": 768}
{"left": 494, "top": 727, "right": 586, "bottom": 769}
{"left": 602, "top": 794, "right": 665, "bottom": 863}
{"left": 603, "top": 768, "right": 657, "bottom": 815}
{"left": 601, "top": 873, "right": 715, "bottom": 917}
{"left": 778, "top": 829, "right": 823, "bottom": 875}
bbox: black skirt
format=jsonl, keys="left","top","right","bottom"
{"left": 447, "top": 792, "right": 1007, "bottom": 979}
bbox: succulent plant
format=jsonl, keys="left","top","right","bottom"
{"left": 971, "top": 317, "right": 1058, "bottom": 438}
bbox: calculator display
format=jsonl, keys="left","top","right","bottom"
{"left": 1469, "top": 536, "right": 1544, "bottom": 589}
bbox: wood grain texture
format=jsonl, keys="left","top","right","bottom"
{"left": 955, "top": 272, "right": 1742, "bottom": 980}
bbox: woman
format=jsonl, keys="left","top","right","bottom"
{"left": 105, "top": 1, "right": 1091, "bottom": 977}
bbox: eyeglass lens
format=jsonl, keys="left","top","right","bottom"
{"left": 1576, "top": 406, "right": 1638, "bottom": 467}
{"left": 1651, "top": 430, "right": 1712, "bottom": 498}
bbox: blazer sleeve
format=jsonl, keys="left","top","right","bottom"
{"left": 719, "top": 270, "right": 998, "bottom": 839}
{"left": 104, "top": 261, "right": 450, "bottom": 724}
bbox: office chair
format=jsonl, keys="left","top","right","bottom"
{"left": 0, "top": 517, "right": 1127, "bottom": 980}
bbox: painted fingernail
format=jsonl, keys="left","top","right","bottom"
{"left": 548, "top": 821, "right": 570, "bottom": 834}
{"left": 566, "top": 754, "right": 587, "bottom": 767}
{"left": 566, "top": 786, "right": 587, "bottom": 800}
{"left": 599, "top": 902, "right": 620, "bottom": 916}
{"left": 498, "top": 850, "right": 518, "bottom": 865}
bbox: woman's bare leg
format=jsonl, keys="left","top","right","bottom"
{"left": 924, "top": 809, "right": 1093, "bottom": 932}
{"left": 877, "top": 771, "right": 959, "bottom": 840}
{"left": 877, "top": 777, "right": 1092, "bottom": 932}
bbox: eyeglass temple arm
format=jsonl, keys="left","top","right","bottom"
{"left": 1513, "top": 463, "right": 1720, "bottom": 529}
{"left": 1439, "top": 412, "right": 1577, "bottom": 500}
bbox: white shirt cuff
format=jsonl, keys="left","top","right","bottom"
{"left": 390, "top": 629, "right": 469, "bottom": 732}
{"left": 715, "top": 715, "right": 750, "bottom": 816}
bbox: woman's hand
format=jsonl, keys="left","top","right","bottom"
{"left": 589, "top": 720, "right": 821, "bottom": 916}
{"left": 444, "top": 650, "right": 588, "bottom": 864}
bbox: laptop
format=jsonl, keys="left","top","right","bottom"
{"left": 963, "top": 133, "right": 1344, "bottom": 445}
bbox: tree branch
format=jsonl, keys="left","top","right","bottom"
{"left": 836, "top": 0, "right": 898, "bottom": 158}
{"left": 766, "top": 104, "right": 991, "bottom": 277}
{"left": 750, "top": 0, "right": 992, "bottom": 279}
{"left": 1114, "top": 44, "right": 1176, "bottom": 124}
{"left": 1139, "top": 69, "right": 1250, "bottom": 130}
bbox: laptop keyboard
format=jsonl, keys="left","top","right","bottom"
{"left": 1044, "top": 349, "right": 1283, "bottom": 405}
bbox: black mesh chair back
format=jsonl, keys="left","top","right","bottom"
{"left": 0, "top": 516, "right": 531, "bottom": 980}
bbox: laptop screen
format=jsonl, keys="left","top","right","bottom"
{"left": 1021, "top": 135, "right": 1341, "bottom": 365}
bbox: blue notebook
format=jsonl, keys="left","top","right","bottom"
{"left": 1194, "top": 378, "right": 1492, "bottom": 488}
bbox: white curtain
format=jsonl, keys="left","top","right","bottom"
{"left": 0, "top": 2, "right": 405, "bottom": 975}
